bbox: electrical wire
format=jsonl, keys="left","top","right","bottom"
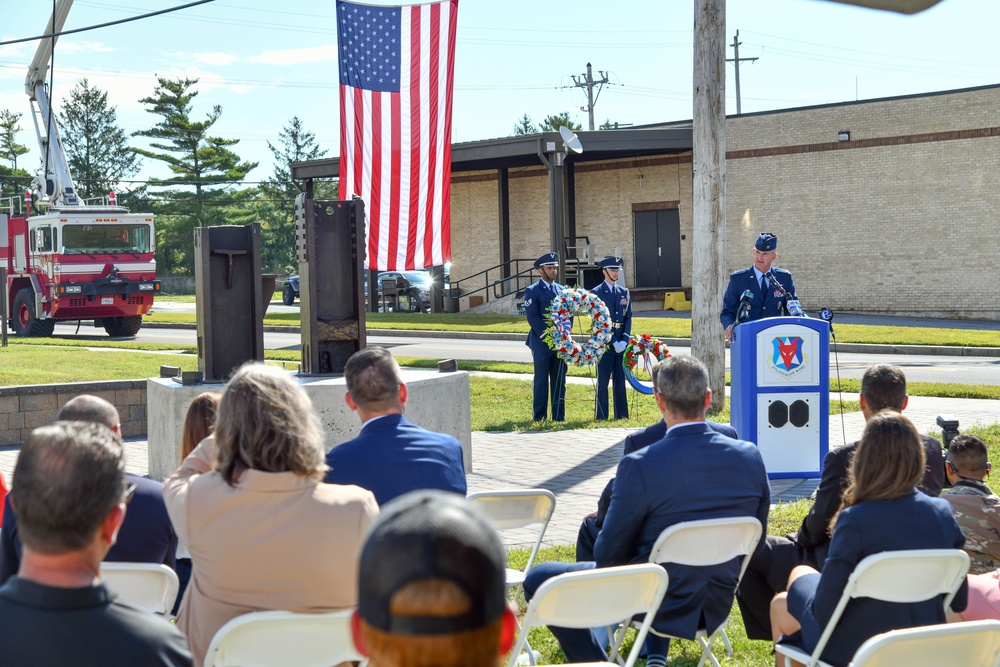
{"left": 0, "top": 0, "right": 216, "bottom": 48}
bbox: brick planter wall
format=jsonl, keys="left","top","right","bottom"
{"left": 0, "top": 380, "right": 147, "bottom": 446}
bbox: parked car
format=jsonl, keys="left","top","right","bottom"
{"left": 377, "top": 270, "right": 433, "bottom": 312}
{"left": 282, "top": 275, "right": 300, "bottom": 305}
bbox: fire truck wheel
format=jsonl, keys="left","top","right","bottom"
{"left": 103, "top": 316, "right": 143, "bottom": 337}
{"left": 12, "top": 288, "right": 55, "bottom": 337}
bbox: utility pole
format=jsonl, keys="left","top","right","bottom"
{"left": 570, "top": 63, "right": 609, "bottom": 131}
{"left": 693, "top": 0, "right": 727, "bottom": 414}
{"left": 726, "top": 30, "right": 758, "bottom": 115}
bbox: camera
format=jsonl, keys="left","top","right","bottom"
{"left": 936, "top": 414, "right": 960, "bottom": 449}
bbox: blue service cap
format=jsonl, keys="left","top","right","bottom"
{"left": 755, "top": 233, "right": 777, "bottom": 252}
{"left": 598, "top": 256, "right": 623, "bottom": 270}
{"left": 533, "top": 252, "right": 559, "bottom": 269}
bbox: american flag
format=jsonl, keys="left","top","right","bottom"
{"left": 337, "top": 0, "right": 457, "bottom": 271}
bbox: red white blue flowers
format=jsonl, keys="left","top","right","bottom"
{"left": 546, "top": 287, "right": 612, "bottom": 367}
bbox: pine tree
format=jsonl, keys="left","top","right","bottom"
{"left": 58, "top": 78, "right": 141, "bottom": 201}
{"left": 0, "top": 110, "right": 30, "bottom": 171}
{"left": 133, "top": 77, "right": 257, "bottom": 274}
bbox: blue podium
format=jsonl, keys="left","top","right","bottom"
{"left": 731, "top": 316, "right": 830, "bottom": 479}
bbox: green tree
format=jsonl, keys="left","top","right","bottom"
{"left": 132, "top": 77, "right": 257, "bottom": 274}
{"left": 539, "top": 112, "right": 582, "bottom": 132}
{"left": 57, "top": 78, "right": 142, "bottom": 201}
{"left": 256, "top": 116, "right": 330, "bottom": 272}
{"left": 0, "top": 110, "right": 30, "bottom": 171}
{"left": 512, "top": 113, "right": 537, "bottom": 135}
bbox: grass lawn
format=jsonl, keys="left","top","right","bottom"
{"left": 141, "top": 308, "right": 1000, "bottom": 349}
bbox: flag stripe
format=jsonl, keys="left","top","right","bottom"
{"left": 336, "top": 0, "right": 456, "bottom": 272}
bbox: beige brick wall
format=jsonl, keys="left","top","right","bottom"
{"left": 449, "top": 86, "right": 1000, "bottom": 318}
{"left": 0, "top": 381, "right": 148, "bottom": 446}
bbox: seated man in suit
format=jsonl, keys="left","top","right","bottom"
{"left": 351, "top": 490, "right": 516, "bottom": 667}
{"left": 0, "top": 421, "right": 191, "bottom": 665}
{"left": 0, "top": 395, "right": 178, "bottom": 584}
{"left": 736, "top": 363, "right": 946, "bottom": 641}
{"left": 577, "top": 360, "right": 738, "bottom": 561}
{"left": 325, "top": 347, "right": 467, "bottom": 506}
{"left": 524, "top": 355, "right": 770, "bottom": 667}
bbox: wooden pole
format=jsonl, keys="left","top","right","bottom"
{"left": 692, "top": 0, "right": 727, "bottom": 413}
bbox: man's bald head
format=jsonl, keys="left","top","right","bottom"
{"left": 58, "top": 395, "right": 121, "bottom": 435}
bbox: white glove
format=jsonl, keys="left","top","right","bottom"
{"left": 613, "top": 341, "right": 627, "bottom": 354}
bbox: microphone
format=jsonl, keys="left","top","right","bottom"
{"left": 766, "top": 271, "right": 804, "bottom": 316}
{"left": 737, "top": 289, "right": 753, "bottom": 323}
{"left": 820, "top": 307, "right": 834, "bottom": 333}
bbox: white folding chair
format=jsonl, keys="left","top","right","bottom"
{"left": 776, "top": 549, "right": 971, "bottom": 667}
{"left": 469, "top": 489, "right": 556, "bottom": 665}
{"left": 507, "top": 563, "right": 669, "bottom": 667}
{"left": 624, "top": 516, "right": 762, "bottom": 667}
{"left": 849, "top": 620, "right": 1000, "bottom": 667}
{"left": 204, "top": 609, "right": 366, "bottom": 667}
{"left": 100, "top": 562, "right": 179, "bottom": 616}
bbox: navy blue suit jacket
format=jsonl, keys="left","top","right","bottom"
{"left": 591, "top": 281, "right": 632, "bottom": 345}
{"left": 523, "top": 279, "right": 565, "bottom": 354}
{"left": 324, "top": 414, "right": 466, "bottom": 506}
{"left": 594, "top": 422, "right": 770, "bottom": 639}
{"left": 0, "top": 473, "right": 177, "bottom": 585}
{"left": 720, "top": 266, "right": 797, "bottom": 329}
{"left": 788, "top": 490, "right": 967, "bottom": 667}
{"left": 622, "top": 419, "right": 738, "bottom": 457}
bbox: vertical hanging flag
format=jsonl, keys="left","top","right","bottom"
{"left": 337, "top": 0, "right": 457, "bottom": 271}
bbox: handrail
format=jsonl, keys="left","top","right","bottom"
{"left": 450, "top": 259, "right": 536, "bottom": 303}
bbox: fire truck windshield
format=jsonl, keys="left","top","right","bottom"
{"left": 61, "top": 223, "right": 152, "bottom": 254}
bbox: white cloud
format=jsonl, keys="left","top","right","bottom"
{"left": 191, "top": 52, "right": 240, "bottom": 66}
{"left": 247, "top": 45, "right": 336, "bottom": 66}
{"left": 57, "top": 41, "right": 114, "bottom": 54}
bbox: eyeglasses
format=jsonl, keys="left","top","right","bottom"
{"left": 122, "top": 483, "right": 137, "bottom": 505}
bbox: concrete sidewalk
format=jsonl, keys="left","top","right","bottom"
{"left": 2, "top": 392, "right": 995, "bottom": 551}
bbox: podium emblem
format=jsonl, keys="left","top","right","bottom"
{"left": 769, "top": 336, "right": 806, "bottom": 378}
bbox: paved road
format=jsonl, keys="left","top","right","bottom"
{"left": 48, "top": 320, "right": 1000, "bottom": 387}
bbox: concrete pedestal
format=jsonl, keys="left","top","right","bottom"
{"left": 147, "top": 369, "right": 473, "bottom": 482}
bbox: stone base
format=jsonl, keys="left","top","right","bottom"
{"left": 147, "top": 369, "right": 472, "bottom": 482}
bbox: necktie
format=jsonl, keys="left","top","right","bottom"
{"left": 760, "top": 276, "right": 767, "bottom": 293}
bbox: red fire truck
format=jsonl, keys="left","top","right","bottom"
{"left": 1, "top": 0, "right": 160, "bottom": 337}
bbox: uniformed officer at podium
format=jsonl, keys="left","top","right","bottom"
{"left": 593, "top": 256, "right": 632, "bottom": 420}
{"left": 721, "top": 232, "right": 798, "bottom": 343}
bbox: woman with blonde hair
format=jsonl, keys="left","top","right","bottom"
{"left": 164, "top": 362, "right": 379, "bottom": 666}
{"left": 769, "top": 410, "right": 967, "bottom": 667}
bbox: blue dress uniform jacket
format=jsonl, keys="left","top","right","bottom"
{"left": 592, "top": 281, "right": 633, "bottom": 420}
{"left": 720, "top": 266, "right": 797, "bottom": 330}
{"left": 324, "top": 414, "right": 466, "bottom": 506}
{"left": 523, "top": 279, "right": 569, "bottom": 421}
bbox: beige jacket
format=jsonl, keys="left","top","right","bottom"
{"left": 163, "top": 437, "right": 379, "bottom": 666}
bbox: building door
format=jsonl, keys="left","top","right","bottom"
{"left": 633, "top": 208, "right": 681, "bottom": 288}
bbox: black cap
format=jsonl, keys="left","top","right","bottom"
{"left": 357, "top": 490, "right": 507, "bottom": 635}
{"left": 598, "top": 256, "right": 623, "bottom": 270}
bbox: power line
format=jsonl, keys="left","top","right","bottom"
{"left": 726, "top": 30, "right": 758, "bottom": 115}
{"left": 0, "top": 1, "right": 217, "bottom": 48}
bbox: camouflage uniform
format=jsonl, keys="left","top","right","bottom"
{"left": 942, "top": 479, "right": 1000, "bottom": 575}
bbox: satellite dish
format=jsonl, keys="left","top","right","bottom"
{"left": 560, "top": 126, "right": 583, "bottom": 154}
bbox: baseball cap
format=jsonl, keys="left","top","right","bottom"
{"left": 357, "top": 490, "right": 507, "bottom": 635}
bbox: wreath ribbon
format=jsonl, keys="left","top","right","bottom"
{"left": 623, "top": 333, "right": 671, "bottom": 394}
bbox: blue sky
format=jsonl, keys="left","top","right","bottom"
{"left": 1, "top": 0, "right": 998, "bottom": 186}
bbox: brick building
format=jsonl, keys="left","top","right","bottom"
{"left": 293, "top": 84, "right": 1000, "bottom": 319}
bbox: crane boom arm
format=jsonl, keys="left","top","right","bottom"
{"left": 24, "top": 0, "right": 79, "bottom": 208}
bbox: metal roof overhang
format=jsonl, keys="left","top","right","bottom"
{"left": 290, "top": 127, "right": 693, "bottom": 180}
